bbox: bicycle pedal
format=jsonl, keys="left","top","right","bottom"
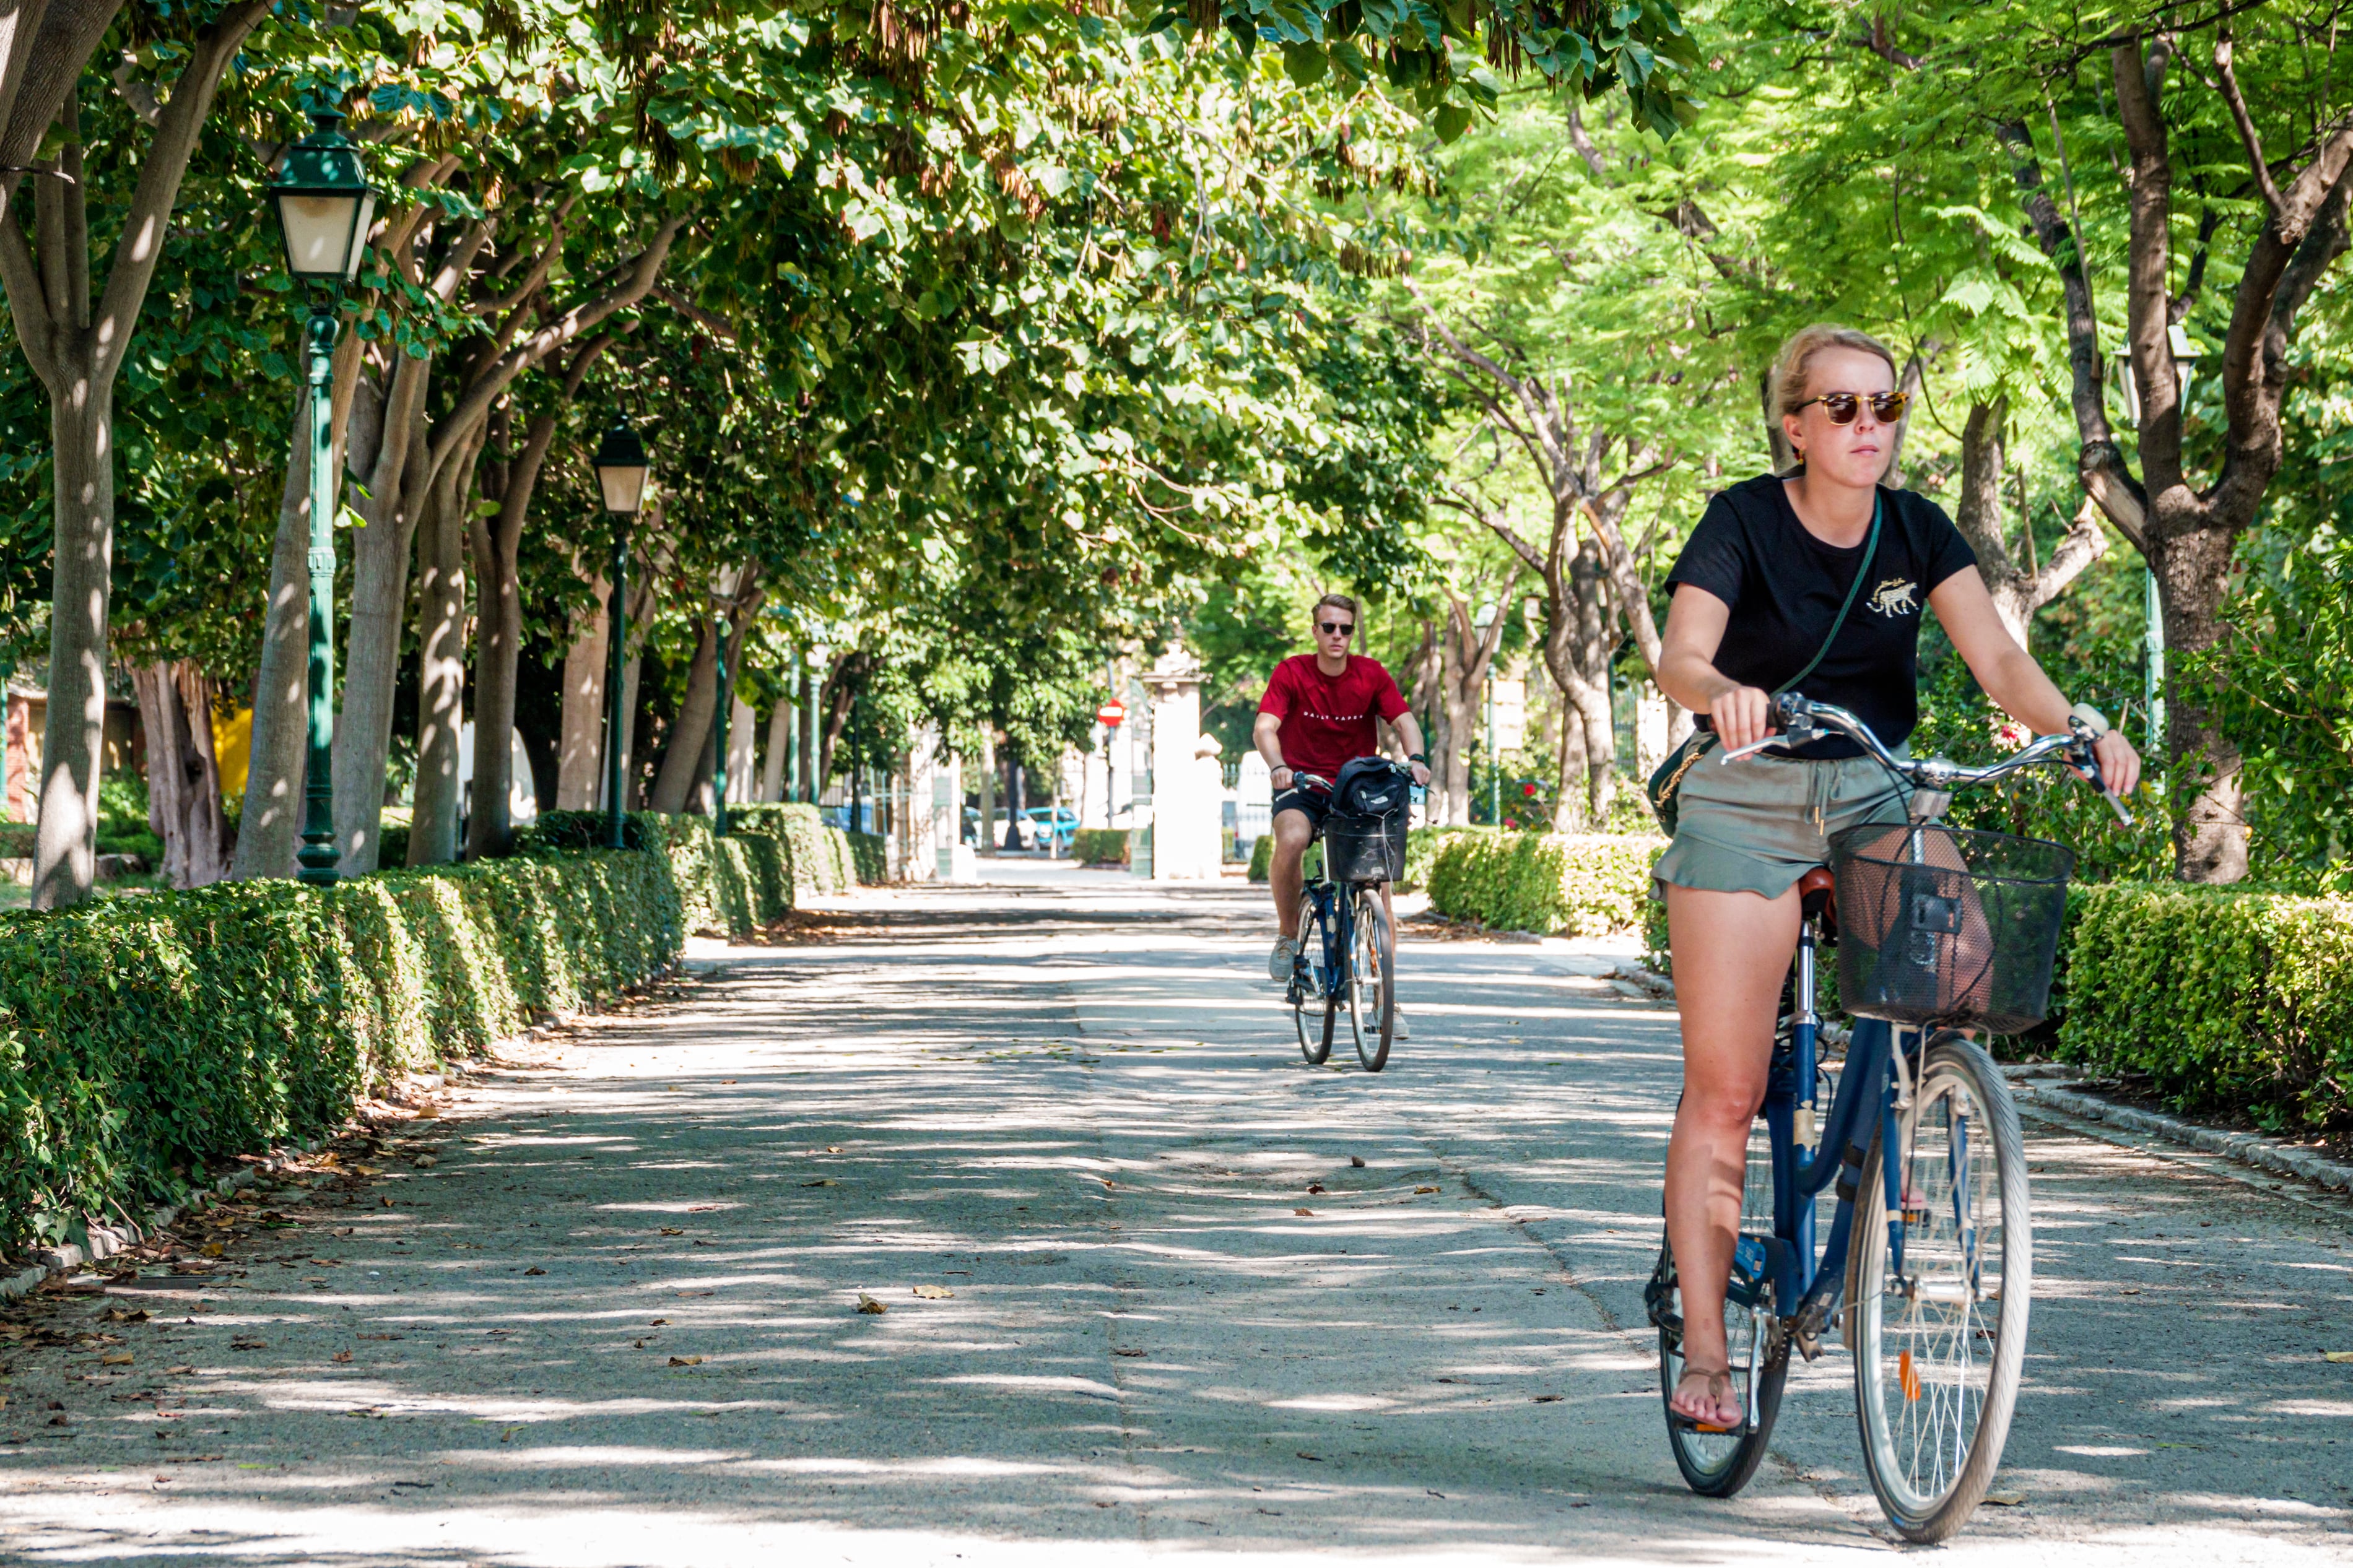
{"left": 1666, "top": 1412, "right": 1749, "bottom": 1437}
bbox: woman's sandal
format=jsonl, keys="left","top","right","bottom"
{"left": 1668, "top": 1363, "right": 1744, "bottom": 1434}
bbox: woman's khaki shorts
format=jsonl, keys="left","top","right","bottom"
{"left": 1652, "top": 750, "right": 1912, "bottom": 902}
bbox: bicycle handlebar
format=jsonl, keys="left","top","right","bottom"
{"left": 1721, "top": 691, "right": 2134, "bottom": 826}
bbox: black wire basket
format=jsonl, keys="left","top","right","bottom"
{"left": 1828, "top": 823, "right": 2075, "bottom": 1036}
{"left": 1324, "top": 809, "right": 1407, "bottom": 884}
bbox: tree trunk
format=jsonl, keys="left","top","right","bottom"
{"left": 333, "top": 355, "right": 432, "bottom": 873}
{"left": 466, "top": 411, "right": 558, "bottom": 859}
{"left": 727, "top": 691, "right": 755, "bottom": 808}
{"left": 133, "top": 661, "right": 231, "bottom": 889}
{"left": 761, "top": 696, "right": 789, "bottom": 802}
{"left": 230, "top": 392, "right": 315, "bottom": 881}
{"left": 1554, "top": 695, "right": 1588, "bottom": 833}
{"left": 407, "top": 474, "right": 469, "bottom": 865}
{"left": 976, "top": 729, "right": 994, "bottom": 853}
{"left": 32, "top": 375, "right": 112, "bottom": 908}
{"left": 650, "top": 619, "right": 718, "bottom": 814}
{"left": 797, "top": 665, "right": 817, "bottom": 802}
{"left": 555, "top": 576, "right": 607, "bottom": 810}
{"left": 2153, "top": 526, "right": 2250, "bottom": 880}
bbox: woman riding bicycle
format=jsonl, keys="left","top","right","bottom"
{"left": 1651, "top": 324, "right": 2141, "bottom": 1429}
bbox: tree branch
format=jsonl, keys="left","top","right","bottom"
{"left": 2213, "top": 30, "right": 2286, "bottom": 217}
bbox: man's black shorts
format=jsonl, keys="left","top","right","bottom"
{"left": 1271, "top": 785, "right": 1332, "bottom": 830}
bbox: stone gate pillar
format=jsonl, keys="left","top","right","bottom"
{"left": 1139, "top": 643, "right": 1219, "bottom": 880}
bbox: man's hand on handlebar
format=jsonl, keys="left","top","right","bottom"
{"left": 1710, "top": 683, "right": 1778, "bottom": 752}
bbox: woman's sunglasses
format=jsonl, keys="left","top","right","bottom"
{"left": 1794, "top": 390, "right": 1910, "bottom": 425}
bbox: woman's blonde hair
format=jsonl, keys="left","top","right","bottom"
{"left": 1771, "top": 324, "right": 1900, "bottom": 418}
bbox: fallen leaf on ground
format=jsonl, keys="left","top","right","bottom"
{"left": 856, "top": 1294, "right": 887, "bottom": 1314}
{"left": 1294, "top": 1208, "right": 1314, "bottom": 1216}
{"left": 2325, "top": 1351, "right": 2353, "bottom": 1364}
{"left": 1983, "top": 1492, "right": 2025, "bottom": 1507}
{"left": 1297, "top": 1452, "right": 1321, "bottom": 1462}
{"left": 100, "top": 1351, "right": 133, "bottom": 1366}
{"left": 650, "top": 1318, "right": 669, "bottom": 1326}
{"left": 660, "top": 1228, "right": 684, "bottom": 1236}
{"left": 414, "top": 1156, "right": 437, "bottom": 1167}
{"left": 1350, "top": 1156, "right": 1367, "bottom": 1168}
{"left": 522, "top": 1267, "right": 546, "bottom": 1276}
{"left": 230, "top": 1338, "right": 264, "bottom": 1351}
{"left": 1533, "top": 1395, "right": 1562, "bottom": 1403}
{"left": 200, "top": 1244, "right": 225, "bottom": 1258}
{"left": 669, "top": 1354, "right": 703, "bottom": 1366}
{"left": 502, "top": 1427, "right": 521, "bottom": 1442}
{"left": 102, "top": 1307, "right": 149, "bottom": 1323}
{"left": 413, "top": 1107, "right": 440, "bottom": 1120}
{"left": 1306, "top": 1183, "right": 1326, "bottom": 1195}
{"left": 165, "top": 1365, "right": 194, "bottom": 1374}
{"left": 1414, "top": 1185, "right": 1439, "bottom": 1195}
{"left": 1113, "top": 1348, "right": 1146, "bottom": 1358}
{"left": 912, "top": 1284, "right": 953, "bottom": 1299}
{"left": 332, "top": 1351, "right": 353, "bottom": 1363}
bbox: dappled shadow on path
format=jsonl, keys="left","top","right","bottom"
{"left": 2, "top": 887, "right": 2348, "bottom": 1566}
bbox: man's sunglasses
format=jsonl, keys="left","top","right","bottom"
{"left": 1793, "top": 390, "right": 1910, "bottom": 425}
{"left": 1318, "top": 620, "right": 1355, "bottom": 637}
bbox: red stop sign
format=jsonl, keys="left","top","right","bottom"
{"left": 1098, "top": 701, "right": 1126, "bottom": 727}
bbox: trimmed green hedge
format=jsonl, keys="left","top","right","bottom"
{"left": 1073, "top": 827, "right": 1129, "bottom": 866}
{"left": 2056, "top": 883, "right": 2353, "bottom": 1131}
{"left": 0, "top": 802, "right": 895, "bottom": 1259}
{"left": 1427, "top": 831, "right": 1668, "bottom": 937}
{"left": 0, "top": 844, "right": 680, "bottom": 1257}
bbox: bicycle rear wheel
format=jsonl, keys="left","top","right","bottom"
{"left": 1656, "top": 1112, "right": 1789, "bottom": 1497}
{"left": 1346, "top": 887, "right": 1394, "bottom": 1072}
{"left": 1293, "top": 891, "right": 1334, "bottom": 1065}
{"left": 1851, "top": 1033, "right": 2031, "bottom": 1543}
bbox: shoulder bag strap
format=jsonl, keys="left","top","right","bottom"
{"left": 1772, "top": 492, "right": 1882, "bottom": 696}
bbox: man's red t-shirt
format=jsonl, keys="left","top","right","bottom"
{"left": 1256, "top": 654, "right": 1411, "bottom": 781}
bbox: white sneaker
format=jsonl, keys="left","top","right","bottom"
{"left": 1393, "top": 1008, "right": 1411, "bottom": 1040}
{"left": 1269, "top": 937, "right": 1303, "bottom": 983}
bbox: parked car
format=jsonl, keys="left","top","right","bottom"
{"left": 1021, "top": 805, "right": 1080, "bottom": 853}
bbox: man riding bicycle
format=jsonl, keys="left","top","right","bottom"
{"left": 1253, "top": 593, "right": 1432, "bottom": 984}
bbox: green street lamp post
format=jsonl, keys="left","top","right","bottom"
{"left": 593, "top": 419, "right": 650, "bottom": 850}
{"left": 268, "top": 110, "right": 376, "bottom": 887}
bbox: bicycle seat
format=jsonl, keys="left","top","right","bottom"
{"left": 1797, "top": 867, "right": 1835, "bottom": 920}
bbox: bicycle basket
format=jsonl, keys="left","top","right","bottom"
{"left": 1828, "top": 823, "right": 2074, "bottom": 1036}
{"left": 1324, "top": 808, "right": 1407, "bottom": 883}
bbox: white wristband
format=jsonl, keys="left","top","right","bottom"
{"left": 2066, "top": 702, "right": 2110, "bottom": 738}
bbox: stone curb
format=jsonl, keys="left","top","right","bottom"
{"left": 2009, "top": 1079, "right": 2353, "bottom": 1195}
{"left": 0, "top": 1133, "right": 341, "bottom": 1306}
{"left": 1599, "top": 964, "right": 2352, "bottom": 1199}
{"left": 0, "top": 1062, "right": 481, "bottom": 1305}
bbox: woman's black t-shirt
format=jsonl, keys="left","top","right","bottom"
{"left": 1665, "top": 473, "right": 1977, "bottom": 760}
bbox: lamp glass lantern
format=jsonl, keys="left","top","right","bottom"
{"left": 594, "top": 421, "right": 651, "bottom": 515}
{"left": 268, "top": 111, "right": 376, "bottom": 284}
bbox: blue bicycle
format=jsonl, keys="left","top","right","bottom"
{"left": 1645, "top": 692, "right": 2129, "bottom": 1542}
{"left": 1285, "top": 768, "right": 1407, "bottom": 1072}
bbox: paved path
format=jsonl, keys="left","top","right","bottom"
{"left": 2, "top": 870, "right": 2349, "bottom": 1566}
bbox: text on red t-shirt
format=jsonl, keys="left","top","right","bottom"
{"left": 1256, "top": 654, "right": 1410, "bottom": 781}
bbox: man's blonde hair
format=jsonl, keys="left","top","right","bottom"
{"left": 1771, "top": 324, "right": 1901, "bottom": 419}
{"left": 1313, "top": 592, "right": 1359, "bottom": 621}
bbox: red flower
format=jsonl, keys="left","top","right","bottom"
{"left": 1522, "top": 782, "right": 1538, "bottom": 797}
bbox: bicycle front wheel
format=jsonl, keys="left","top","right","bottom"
{"left": 1346, "top": 888, "right": 1394, "bottom": 1072}
{"left": 1294, "top": 891, "right": 1334, "bottom": 1065}
{"left": 1656, "top": 1110, "right": 1788, "bottom": 1496}
{"left": 1851, "top": 1032, "right": 2032, "bottom": 1543}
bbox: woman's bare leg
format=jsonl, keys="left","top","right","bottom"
{"left": 1664, "top": 880, "right": 1801, "bottom": 1423}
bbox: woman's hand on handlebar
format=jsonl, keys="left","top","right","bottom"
{"left": 1710, "top": 683, "right": 1777, "bottom": 752}
{"left": 2086, "top": 729, "right": 2141, "bottom": 800}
